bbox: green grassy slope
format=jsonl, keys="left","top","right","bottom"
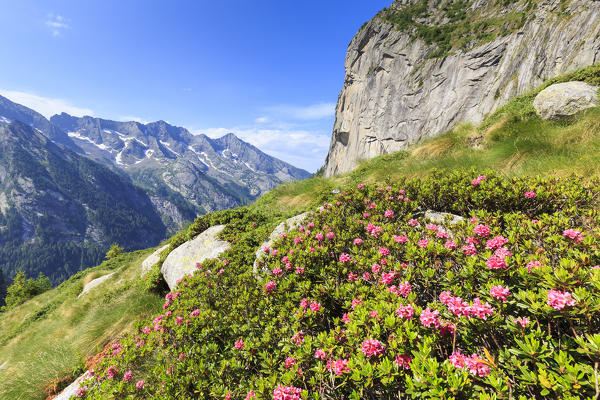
{"left": 0, "top": 249, "right": 164, "bottom": 399}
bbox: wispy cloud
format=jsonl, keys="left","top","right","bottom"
{"left": 266, "top": 102, "right": 335, "bottom": 120}
{"left": 194, "top": 125, "right": 330, "bottom": 172}
{"left": 45, "top": 14, "right": 70, "bottom": 37}
{"left": 0, "top": 90, "right": 93, "bottom": 118}
{"left": 118, "top": 115, "right": 149, "bottom": 124}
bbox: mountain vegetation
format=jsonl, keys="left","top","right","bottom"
{"left": 1, "top": 65, "right": 600, "bottom": 399}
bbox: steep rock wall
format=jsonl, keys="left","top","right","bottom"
{"left": 323, "top": 0, "right": 600, "bottom": 176}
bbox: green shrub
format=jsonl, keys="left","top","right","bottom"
{"left": 1, "top": 270, "right": 52, "bottom": 311}
{"left": 77, "top": 170, "right": 600, "bottom": 399}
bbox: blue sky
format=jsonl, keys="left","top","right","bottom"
{"left": 0, "top": 0, "right": 391, "bottom": 171}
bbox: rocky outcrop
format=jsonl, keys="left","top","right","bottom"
{"left": 323, "top": 0, "right": 600, "bottom": 176}
{"left": 78, "top": 273, "right": 115, "bottom": 298}
{"left": 253, "top": 212, "right": 309, "bottom": 275}
{"left": 533, "top": 81, "right": 598, "bottom": 119}
{"left": 52, "top": 372, "right": 89, "bottom": 400}
{"left": 141, "top": 244, "right": 170, "bottom": 276}
{"left": 161, "top": 225, "right": 230, "bottom": 290}
{"left": 424, "top": 210, "right": 464, "bottom": 225}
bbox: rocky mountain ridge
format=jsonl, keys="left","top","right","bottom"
{"left": 323, "top": 0, "right": 600, "bottom": 176}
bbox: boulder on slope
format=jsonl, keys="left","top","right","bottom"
{"left": 161, "top": 225, "right": 230, "bottom": 290}
{"left": 533, "top": 81, "right": 598, "bottom": 120}
{"left": 78, "top": 273, "right": 115, "bottom": 298}
{"left": 141, "top": 244, "right": 170, "bottom": 276}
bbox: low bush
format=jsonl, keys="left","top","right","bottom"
{"left": 78, "top": 170, "right": 600, "bottom": 399}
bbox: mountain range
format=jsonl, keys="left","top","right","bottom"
{"left": 0, "top": 95, "right": 309, "bottom": 292}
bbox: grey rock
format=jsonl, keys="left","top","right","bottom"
{"left": 0, "top": 361, "right": 6, "bottom": 370}
{"left": 78, "top": 273, "right": 115, "bottom": 298}
{"left": 161, "top": 225, "right": 230, "bottom": 290}
{"left": 533, "top": 81, "right": 598, "bottom": 120}
{"left": 424, "top": 210, "right": 465, "bottom": 225}
{"left": 141, "top": 244, "right": 170, "bottom": 276}
{"left": 323, "top": 0, "right": 600, "bottom": 176}
{"left": 253, "top": 212, "right": 309, "bottom": 275}
{"left": 331, "top": 189, "right": 341, "bottom": 194}
{"left": 52, "top": 372, "right": 89, "bottom": 400}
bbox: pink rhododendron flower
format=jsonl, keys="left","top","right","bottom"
{"left": 563, "top": 229, "right": 583, "bottom": 243}
{"left": 445, "top": 240, "right": 458, "bottom": 250}
{"left": 379, "top": 247, "right": 390, "bottom": 257}
{"left": 384, "top": 210, "right": 394, "bottom": 218}
{"left": 327, "top": 359, "right": 350, "bottom": 375}
{"left": 418, "top": 239, "right": 429, "bottom": 248}
{"left": 465, "top": 354, "right": 491, "bottom": 377}
{"left": 265, "top": 281, "right": 276, "bottom": 292}
{"left": 106, "top": 366, "right": 118, "bottom": 380}
{"left": 396, "top": 304, "right": 414, "bottom": 319}
{"left": 142, "top": 325, "right": 151, "bottom": 334}
{"left": 426, "top": 223, "right": 439, "bottom": 232}
{"left": 420, "top": 308, "right": 440, "bottom": 328}
{"left": 469, "top": 298, "right": 495, "bottom": 319}
{"left": 273, "top": 386, "right": 303, "bottom": 400}
{"left": 361, "top": 338, "right": 385, "bottom": 358}
{"left": 494, "top": 247, "right": 512, "bottom": 259}
{"left": 547, "top": 289, "right": 576, "bottom": 310}
{"left": 486, "top": 236, "right": 509, "bottom": 249}
{"left": 466, "top": 236, "right": 480, "bottom": 245}
{"left": 393, "top": 235, "right": 408, "bottom": 243}
{"left": 272, "top": 267, "right": 282, "bottom": 275}
{"left": 474, "top": 224, "right": 490, "bottom": 237}
{"left": 362, "top": 272, "right": 372, "bottom": 281}
{"left": 76, "top": 387, "right": 87, "bottom": 397}
{"left": 515, "top": 317, "right": 529, "bottom": 327}
{"left": 397, "top": 281, "right": 411, "bottom": 297}
{"left": 326, "top": 231, "right": 336, "bottom": 239}
{"left": 342, "top": 313, "right": 350, "bottom": 324}
{"left": 437, "top": 230, "right": 449, "bottom": 239}
{"left": 363, "top": 212, "right": 370, "bottom": 218}
{"left": 486, "top": 255, "right": 507, "bottom": 269}
{"left": 470, "top": 216, "right": 479, "bottom": 224}
{"left": 490, "top": 285, "right": 510, "bottom": 302}
{"left": 369, "top": 310, "right": 380, "bottom": 319}
{"left": 352, "top": 298, "right": 363, "bottom": 309}
{"left": 353, "top": 238, "right": 363, "bottom": 245}
{"left": 524, "top": 191, "right": 536, "bottom": 198}
{"left": 395, "top": 354, "right": 412, "bottom": 369}
{"left": 235, "top": 340, "right": 244, "bottom": 350}
{"left": 372, "top": 263, "right": 382, "bottom": 274}
{"left": 381, "top": 272, "right": 395, "bottom": 285}
{"left": 315, "top": 233, "right": 324, "bottom": 241}
{"left": 284, "top": 357, "right": 296, "bottom": 368}
{"left": 246, "top": 391, "right": 256, "bottom": 400}
{"left": 526, "top": 260, "right": 542, "bottom": 272}
{"left": 462, "top": 244, "right": 477, "bottom": 256}
{"left": 293, "top": 237, "right": 302, "bottom": 244}
{"left": 310, "top": 301, "right": 322, "bottom": 312}
{"left": 315, "top": 349, "right": 327, "bottom": 360}
{"left": 300, "top": 298, "right": 309, "bottom": 309}
{"left": 348, "top": 272, "right": 358, "bottom": 282}
{"left": 366, "top": 223, "right": 383, "bottom": 237}
{"left": 449, "top": 351, "right": 466, "bottom": 368}
{"left": 339, "top": 253, "right": 352, "bottom": 263}
{"left": 358, "top": 183, "right": 365, "bottom": 189}
{"left": 472, "top": 175, "right": 486, "bottom": 185}
{"left": 136, "top": 380, "right": 145, "bottom": 389}
{"left": 295, "top": 265, "right": 305, "bottom": 274}
{"left": 292, "top": 331, "right": 304, "bottom": 344}
{"left": 408, "top": 219, "right": 419, "bottom": 227}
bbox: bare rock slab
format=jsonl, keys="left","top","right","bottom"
{"left": 78, "top": 273, "right": 115, "bottom": 298}
{"left": 161, "top": 225, "right": 230, "bottom": 290}
{"left": 534, "top": 81, "right": 598, "bottom": 120}
{"left": 53, "top": 372, "right": 89, "bottom": 400}
{"left": 141, "top": 244, "right": 170, "bottom": 276}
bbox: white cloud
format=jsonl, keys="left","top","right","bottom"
{"left": 45, "top": 14, "right": 70, "bottom": 37}
{"left": 193, "top": 125, "right": 330, "bottom": 172}
{"left": 254, "top": 116, "right": 269, "bottom": 124}
{"left": 118, "top": 115, "right": 149, "bottom": 124}
{"left": 0, "top": 90, "right": 93, "bottom": 118}
{"left": 266, "top": 102, "right": 335, "bottom": 120}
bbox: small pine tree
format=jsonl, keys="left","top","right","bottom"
{"left": 1, "top": 270, "right": 54, "bottom": 311}
{"left": 105, "top": 243, "right": 123, "bottom": 259}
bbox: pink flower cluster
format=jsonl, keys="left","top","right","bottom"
{"left": 439, "top": 291, "right": 494, "bottom": 319}
{"left": 449, "top": 351, "right": 490, "bottom": 377}
{"left": 395, "top": 354, "right": 412, "bottom": 369}
{"left": 273, "top": 386, "right": 303, "bottom": 400}
{"left": 474, "top": 224, "right": 490, "bottom": 237}
{"left": 563, "top": 229, "right": 583, "bottom": 243}
{"left": 547, "top": 289, "right": 576, "bottom": 310}
{"left": 489, "top": 285, "right": 510, "bottom": 302}
{"left": 486, "top": 235, "right": 509, "bottom": 249}
{"left": 366, "top": 223, "right": 383, "bottom": 237}
{"left": 396, "top": 304, "right": 414, "bottom": 319}
{"left": 420, "top": 308, "right": 440, "bottom": 328}
{"left": 524, "top": 191, "right": 537, "bottom": 198}
{"left": 361, "top": 338, "right": 385, "bottom": 358}
{"left": 339, "top": 253, "right": 352, "bottom": 263}
{"left": 327, "top": 358, "right": 350, "bottom": 375}
{"left": 471, "top": 175, "right": 486, "bottom": 185}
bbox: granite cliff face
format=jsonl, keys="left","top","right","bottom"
{"left": 324, "top": 0, "right": 600, "bottom": 176}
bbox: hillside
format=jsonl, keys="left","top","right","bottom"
{"left": 1, "top": 65, "right": 600, "bottom": 399}
{"left": 323, "top": 0, "right": 600, "bottom": 176}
